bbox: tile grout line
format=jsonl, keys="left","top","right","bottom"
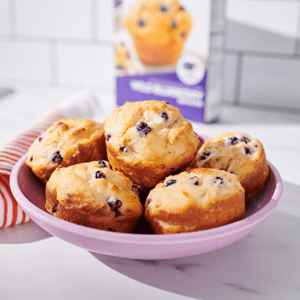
{"left": 233, "top": 52, "right": 243, "bottom": 106}
{"left": 0, "top": 34, "right": 113, "bottom": 47}
{"left": 225, "top": 49, "right": 300, "bottom": 61}
{"left": 0, "top": 76, "right": 114, "bottom": 92}
{"left": 238, "top": 102, "right": 300, "bottom": 115}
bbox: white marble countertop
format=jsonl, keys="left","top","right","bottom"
{"left": 1, "top": 84, "right": 300, "bottom": 300}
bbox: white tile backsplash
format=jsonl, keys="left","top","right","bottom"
{"left": 0, "top": 0, "right": 10, "bottom": 35}
{"left": 240, "top": 56, "right": 300, "bottom": 109}
{"left": 226, "top": 20, "right": 297, "bottom": 55}
{"left": 96, "top": 0, "right": 114, "bottom": 42}
{"left": 0, "top": 40, "right": 51, "bottom": 82}
{"left": 0, "top": 0, "right": 300, "bottom": 111}
{"left": 15, "top": 0, "right": 93, "bottom": 40}
{"left": 226, "top": 0, "right": 300, "bottom": 54}
{"left": 227, "top": 0, "right": 299, "bottom": 39}
{"left": 56, "top": 43, "right": 114, "bottom": 89}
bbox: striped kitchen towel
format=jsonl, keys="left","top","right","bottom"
{"left": 0, "top": 88, "right": 102, "bottom": 228}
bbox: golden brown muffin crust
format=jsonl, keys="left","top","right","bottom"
{"left": 144, "top": 168, "right": 245, "bottom": 234}
{"left": 189, "top": 132, "right": 269, "bottom": 202}
{"left": 26, "top": 118, "right": 106, "bottom": 183}
{"left": 104, "top": 101, "right": 200, "bottom": 190}
{"left": 45, "top": 161, "right": 143, "bottom": 233}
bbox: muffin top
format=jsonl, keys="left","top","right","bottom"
{"left": 124, "top": 0, "right": 192, "bottom": 45}
{"left": 103, "top": 101, "right": 200, "bottom": 166}
{"left": 145, "top": 168, "right": 245, "bottom": 214}
{"left": 26, "top": 118, "right": 104, "bottom": 168}
{"left": 189, "top": 132, "right": 267, "bottom": 182}
{"left": 46, "top": 160, "right": 143, "bottom": 216}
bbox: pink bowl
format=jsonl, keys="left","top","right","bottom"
{"left": 10, "top": 134, "right": 283, "bottom": 259}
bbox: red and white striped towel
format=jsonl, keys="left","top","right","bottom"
{"left": 0, "top": 89, "right": 102, "bottom": 228}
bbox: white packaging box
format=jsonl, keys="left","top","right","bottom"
{"left": 115, "top": 0, "right": 226, "bottom": 123}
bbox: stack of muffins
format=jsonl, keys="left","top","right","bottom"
{"left": 26, "top": 101, "right": 269, "bottom": 234}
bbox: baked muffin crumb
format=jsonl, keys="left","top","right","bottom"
{"left": 45, "top": 161, "right": 144, "bottom": 233}
{"left": 144, "top": 168, "right": 245, "bottom": 234}
{"left": 104, "top": 100, "right": 200, "bottom": 191}
{"left": 26, "top": 118, "right": 106, "bottom": 183}
{"left": 189, "top": 132, "right": 269, "bottom": 202}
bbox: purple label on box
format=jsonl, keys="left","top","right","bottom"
{"left": 117, "top": 71, "right": 207, "bottom": 122}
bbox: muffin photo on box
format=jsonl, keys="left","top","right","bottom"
{"left": 124, "top": 0, "right": 192, "bottom": 66}
{"left": 26, "top": 118, "right": 107, "bottom": 183}
{"left": 103, "top": 100, "right": 200, "bottom": 191}
{"left": 144, "top": 168, "right": 245, "bottom": 234}
{"left": 188, "top": 132, "right": 270, "bottom": 202}
{"left": 115, "top": 42, "right": 138, "bottom": 75}
{"left": 45, "top": 160, "right": 143, "bottom": 233}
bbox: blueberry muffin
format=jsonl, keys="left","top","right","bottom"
{"left": 115, "top": 42, "right": 136, "bottom": 75}
{"left": 45, "top": 160, "right": 143, "bottom": 233}
{"left": 189, "top": 132, "right": 269, "bottom": 202}
{"left": 144, "top": 168, "right": 245, "bottom": 234}
{"left": 103, "top": 100, "right": 200, "bottom": 191}
{"left": 26, "top": 118, "right": 106, "bottom": 183}
{"left": 124, "top": 0, "right": 192, "bottom": 65}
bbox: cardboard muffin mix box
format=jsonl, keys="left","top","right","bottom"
{"left": 115, "top": 0, "right": 226, "bottom": 123}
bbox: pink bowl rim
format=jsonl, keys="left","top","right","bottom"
{"left": 10, "top": 154, "right": 283, "bottom": 246}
